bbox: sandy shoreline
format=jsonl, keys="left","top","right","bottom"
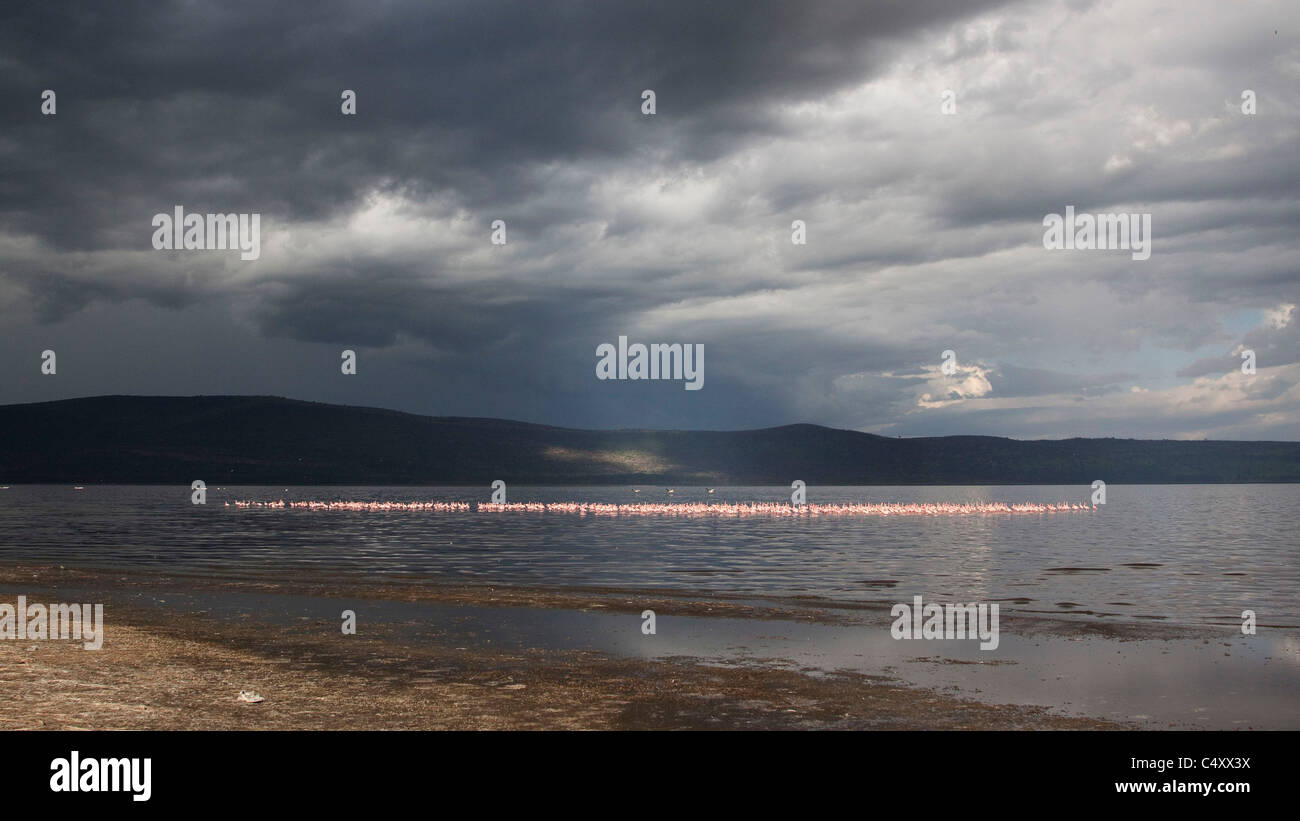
{"left": 0, "top": 563, "right": 1134, "bottom": 730}
{"left": 0, "top": 561, "right": 1216, "bottom": 637}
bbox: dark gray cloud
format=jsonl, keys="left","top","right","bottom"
{"left": 0, "top": 0, "right": 1297, "bottom": 438}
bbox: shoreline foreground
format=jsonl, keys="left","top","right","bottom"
{"left": 0, "top": 563, "right": 1131, "bottom": 731}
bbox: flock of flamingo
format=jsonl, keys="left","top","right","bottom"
{"left": 227, "top": 499, "right": 1094, "bottom": 517}
{"left": 229, "top": 500, "right": 471, "bottom": 512}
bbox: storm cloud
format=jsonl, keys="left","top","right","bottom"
{"left": 1, "top": 0, "right": 1297, "bottom": 438}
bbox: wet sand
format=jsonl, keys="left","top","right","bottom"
{"left": 0, "top": 563, "right": 1129, "bottom": 730}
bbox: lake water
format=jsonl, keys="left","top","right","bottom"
{"left": 0, "top": 484, "right": 1296, "bottom": 630}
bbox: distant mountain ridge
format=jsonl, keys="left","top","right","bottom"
{"left": 1, "top": 395, "right": 1297, "bottom": 485}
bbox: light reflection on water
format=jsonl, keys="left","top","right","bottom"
{"left": 0, "top": 484, "right": 1296, "bottom": 629}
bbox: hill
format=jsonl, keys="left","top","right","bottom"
{"left": 1, "top": 395, "right": 1297, "bottom": 484}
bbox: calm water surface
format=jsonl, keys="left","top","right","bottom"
{"left": 1, "top": 484, "right": 1295, "bottom": 629}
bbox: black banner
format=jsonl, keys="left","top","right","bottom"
{"left": 3, "top": 730, "right": 1287, "bottom": 809}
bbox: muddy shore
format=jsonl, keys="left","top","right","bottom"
{"left": 1, "top": 563, "right": 1128, "bottom": 730}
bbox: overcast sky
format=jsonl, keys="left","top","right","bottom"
{"left": 1, "top": 0, "right": 1296, "bottom": 438}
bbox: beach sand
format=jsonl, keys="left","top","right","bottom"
{"left": 0, "top": 563, "right": 1124, "bottom": 730}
